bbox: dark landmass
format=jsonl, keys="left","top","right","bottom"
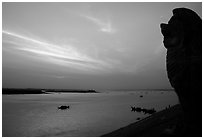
{"left": 2, "top": 88, "right": 98, "bottom": 95}
{"left": 102, "top": 104, "right": 184, "bottom": 137}
{"left": 111, "top": 89, "right": 174, "bottom": 92}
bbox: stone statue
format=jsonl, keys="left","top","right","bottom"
{"left": 160, "top": 8, "right": 202, "bottom": 136}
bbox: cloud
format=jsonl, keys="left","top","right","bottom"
{"left": 2, "top": 30, "right": 112, "bottom": 73}
{"left": 53, "top": 75, "right": 65, "bottom": 79}
{"left": 80, "top": 14, "right": 115, "bottom": 34}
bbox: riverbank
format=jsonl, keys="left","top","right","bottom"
{"left": 102, "top": 104, "right": 184, "bottom": 137}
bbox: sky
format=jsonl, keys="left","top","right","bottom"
{"left": 2, "top": 2, "right": 202, "bottom": 90}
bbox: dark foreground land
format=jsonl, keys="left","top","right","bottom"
{"left": 102, "top": 104, "right": 188, "bottom": 137}
{"left": 2, "top": 88, "right": 98, "bottom": 94}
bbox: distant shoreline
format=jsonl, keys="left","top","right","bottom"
{"left": 2, "top": 88, "right": 174, "bottom": 95}
{"left": 2, "top": 88, "right": 98, "bottom": 95}
{"left": 109, "top": 89, "right": 174, "bottom": 92}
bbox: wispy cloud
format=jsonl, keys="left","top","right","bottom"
{"left": 2, "top": 30, "right": 112, "bottom": 73}
{"left": 53, "top": 75, "right": 65, "bottom": 79}
{"left": 80, "top": 14, "right": 115, "bottom": 34}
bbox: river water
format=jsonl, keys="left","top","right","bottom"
{"left": 2, "top": 90, "right": 178, "bottom": 137}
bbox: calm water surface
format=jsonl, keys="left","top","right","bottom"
{"left": 2, "top": 91, "right": 178, "bottom": 137}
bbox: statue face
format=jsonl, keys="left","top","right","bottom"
{"left": 160, "top": 19, "right": 184, "bottom": 49}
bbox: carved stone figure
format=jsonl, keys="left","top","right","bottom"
{"left": 160, "top": 8, "right": 202, "bottom": 136}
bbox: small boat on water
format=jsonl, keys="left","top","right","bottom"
{"left": 58, "top": 105, "right": 70, "bottom": 110}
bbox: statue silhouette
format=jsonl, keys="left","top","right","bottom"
{"left": 160, "top": 8, "right": 202, "bottom": 136}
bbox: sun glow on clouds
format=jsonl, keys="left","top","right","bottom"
{"left": 2, "top": 30, "right": 112, "bottom": 73}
